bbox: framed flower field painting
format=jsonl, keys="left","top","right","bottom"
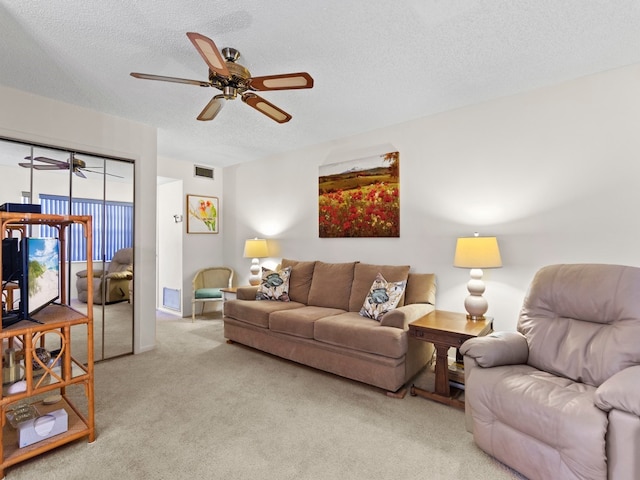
{"left": 319, "top": 151, "right": 399, "bottom": 238}
{"left": 186, "top": 194, "right": 219, "bottom": 234}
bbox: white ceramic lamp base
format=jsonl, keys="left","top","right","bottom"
{"left": 464, "top": 268, "right": 488, "bottom": 320}
{"left": 249, "top": 258, "right": 262, "bottom": 286}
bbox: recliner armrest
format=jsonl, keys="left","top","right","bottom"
{"left": 460, "top": 331, "right": 529, "bottom": 367}
{"left": 76, "top": 269, "right": 105, "bottom": 278}
{"left": 106, "top": 271, "right": 133, "bottom": 280}
{"left": 380, "top": 303, "right": 435, "bottom": 329}
{"left": 594, "top": 365, "right": 640, "bottom": 417}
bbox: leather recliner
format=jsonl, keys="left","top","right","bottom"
{"left": 76, "top": 247, "right": 133, "bottom": 304}
{"left": 461, "top": 264, "right": 640, "bottom": 480}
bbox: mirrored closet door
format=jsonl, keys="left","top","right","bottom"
{"left": 0, "top": 137, "right": 134, "bottom": 362}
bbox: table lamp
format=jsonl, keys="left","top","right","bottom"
{"left": 243, "top": 238, "right": 269, "bottom": 286}
{"left": 453, "top": 233, "right": 502, "bottom": 320}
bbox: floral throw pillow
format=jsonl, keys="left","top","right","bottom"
{"left": 359, "top": 272, "right": 406, "bottom": 321}
{"left": 256, "top": 267, "right": 292, "bottom": 301}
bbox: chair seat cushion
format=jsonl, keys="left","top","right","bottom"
{"left": 468, "top": 364, "right": 608, "bottom": 480}
{"left": 195, "top": 288, "right": 223, "bottom": 299}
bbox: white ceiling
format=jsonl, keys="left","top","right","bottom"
{"left": 1, "top": 1, "right": 640, "bottom": 168}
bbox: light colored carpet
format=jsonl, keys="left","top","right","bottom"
{"left": 7, "top": 312, "right": 524, "bottom": 480}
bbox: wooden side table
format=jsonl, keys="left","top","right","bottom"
{"left": 220, "top": 287, "right": 238, "bottom": 302}
{"left": 409, "top": 310, "right": 492, "bottom": 409}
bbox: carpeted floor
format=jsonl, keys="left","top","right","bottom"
{"left": 6, "top": 311, "right": 525, "bottom": 480}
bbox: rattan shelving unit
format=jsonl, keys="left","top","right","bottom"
{"left": 0, "top": 212, "right": 95, "bottom": 478}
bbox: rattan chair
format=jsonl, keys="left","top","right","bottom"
{"left": 191, "top": 266, "right": 233, "bottom": 321}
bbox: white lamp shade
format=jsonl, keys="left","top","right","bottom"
{"left": 453, "top": 236, "right": 502, "bottom": 269}
{"left": 243, "top": 238, "right": 269, "bottom": 258}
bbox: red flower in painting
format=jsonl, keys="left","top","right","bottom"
{"left": 319, "top": 182, "right": 399, "bottom": 238}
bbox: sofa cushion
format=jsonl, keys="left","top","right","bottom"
{"left": 224, "top": 299, "right": 304, "bottom": 328}
{"left": 270, "top": 306, "right": 345, "bottom": 338}
{"left": 359, "top": 273, "right": 406, "bottom": 321}
{"left": 404, "top": 273, "right": 436, "bottom": 305}
{"left": 281, "top": 259, "right": 316, "bottom": 304}
{"left": 348, "top": 263, "right": 410, "bottom": 312}
{"left": 307, "top": 261, "right": 357, "bottom": 310}
{"left": 314, "top": 312, "right": 408, "bottom": 359}
{"left": 256, "top": 266, "right": 291, "bottom": 301}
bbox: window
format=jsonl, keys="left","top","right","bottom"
{"left": 39, "top": 194, "right": 133, "bottom": 262}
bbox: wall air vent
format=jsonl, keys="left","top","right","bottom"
{"left": 162, "top": 287, "right": 181, "bottom": 311}
{"left": 194, "top": 165, "right": 214, "bottom": 180}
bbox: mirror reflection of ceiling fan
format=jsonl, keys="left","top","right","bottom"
{"left": 130, "top": 32, "right": 314, "bottom": 123}
{"left": 19, "top": 156, "right": 123, "bottom": 179}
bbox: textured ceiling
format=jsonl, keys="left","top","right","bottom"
{"left": 1, "top": 1, "right": 640, "bottom": 168}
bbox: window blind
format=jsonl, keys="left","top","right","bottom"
{"left": 39, "top": 194, "right": 133, "bottom": 262}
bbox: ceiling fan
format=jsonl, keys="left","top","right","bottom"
{"left": 19, "top": 156, "right": 123, "bottom": 179}
{"left": 130, "top": 32, "right": 314, "bottom": 123}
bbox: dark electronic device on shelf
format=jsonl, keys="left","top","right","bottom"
{"left": 2, "top": 238, "right": 21, "bottom": 284}
{"left": 2, "top": 238, "right": 22, "bottom": 328}
{"left": 2, "top": 237, "right": 60, "bottom": 327}
{"left": 0, "top": 203, "right": 41, "bottom": 213}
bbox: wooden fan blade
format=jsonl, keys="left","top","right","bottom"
{"left": 81, "top": 168, "right": 124, "bottom": 179}
{"left": 186, "top": 32, "right": 230, "bottom": 78}
{"left": 197, "top": 95, "right": 225, "bottom": 121}
{"left": 249, "top": 72, "right": 314, "bottom": 91}
{"left": 19, "top": 162, "right": 66, "bottom": 170}
{"left": 242, "top": 93, "right": 292, "bottom": 123}
{"left": 24, "top": 156, "right": 68, "bottom": 166}
{"left": 130, "top": 72, "right": 210, "bottom": 87}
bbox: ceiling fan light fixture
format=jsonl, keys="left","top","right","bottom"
{"left": 221, "top": 47, "right": 240, "bottom": 63}
{"left": 223, "top": 86, "right": 237, "bottom": 99}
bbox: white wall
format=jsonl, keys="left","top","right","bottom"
{"left": 156, "top": 178, "right": 183, "bottom": 315}
{"left": 223, "top": 64, "right": 640, "bottom": 331}
{"left": 157, "top": 156, "right": 224, "bottom": 316}
{"left": 0, "top": 85, "right": 158, "bottom": 353}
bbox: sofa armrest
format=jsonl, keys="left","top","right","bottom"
{"left": 236, "top": 286, "right": 259, "bottom": 300}
{"left": 594, "top": 365, "right": 640, "bottom": 417}
{"left": 380, "top": 303, "right": 435, "bottom": 329}
{"left": 460, "top": 331, "right": 529, "bottom": 368}
{"left": 76, "top": 269, "right": 105, "bottom": 278}
{"left": 106, "top": 271, "right": 133, "bottom": 280}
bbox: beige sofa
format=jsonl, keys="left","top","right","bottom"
{"left": 223, "top": 259, "right": 436, "bottom": 394}
{"left": 461, "top": 264, "right": 640, "bottom": 480}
